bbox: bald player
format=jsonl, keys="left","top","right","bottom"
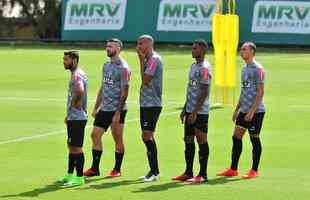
{"left": 61, "top": 50, "right": 88, "bottom": 186}
{"left": 136, "top": 35, "right": 163, "bottom": 182}
{"left": 172, "top": 39, "right": 212, "bottom": 184}
{"left": 217, "top": 42, "right": 266, "bottom": 179}
{"left": 84, "top": 38, "right": 131, "bottom": 178}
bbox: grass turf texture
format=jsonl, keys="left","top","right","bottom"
{"left": 0, "top": 46, "right": 309, "bottom": 200}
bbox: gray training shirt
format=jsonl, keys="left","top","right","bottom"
{"left": 139, "top": 52, "right": 163, "bottom": 107}
{"left": 239, "top": 61, "right": 265, "bottom": 113}
{"left": 185, "top": 60, "right": 212, "bottom": 115}
{"left": 67, "top": 68, "right": 88, "bottom": 120}
{"left": 100, "top": 58, "right": 131, "bottom": 112}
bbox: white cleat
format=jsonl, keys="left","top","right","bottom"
{"left": 142, "top": 173, "right": 160, "bottom": 182}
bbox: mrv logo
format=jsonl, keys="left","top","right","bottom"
{"left": 64, "top": 0, "right": 127, "bottom": 31}
{"left": 252, "top": 1, "right": 310, "bottom": 34}
{"left": 157, "top": 0, "right": 216, "bottom": 32}
{"left": 70, "top": 3, "right": 121, "bottom": 17}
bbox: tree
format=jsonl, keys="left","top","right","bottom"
{"left": 0, "top": 0, "right": 61, "bottom": 39}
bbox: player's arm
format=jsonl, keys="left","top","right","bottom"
{"left": 113, "top": 68, "right": 131, "bottom": 124}
{"left": 188, "top": 67, "right": 210, "bottom": 124}
{"left": 232, "top": 94, "right": 242, "bottom": 122}
{"left": 138, "top": 54, "right": 156, "bottom": 85}
{"left": 180, "top": 101, "right": 187, "bottom": 123}
{"left": 245, "top": 83, "right": 264, "bottom": 121}
{"left": 92, "top": 85, "right": 103, "bottom": 117}
{"left": 245, "top": 68, "right": 265, "bottom": 121}
{"left": 72, "top": 77, "right": 84, "bottom": 109}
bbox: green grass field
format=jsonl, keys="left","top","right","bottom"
{"left": 0, "top": 46, "right": 309, "bottom": 200}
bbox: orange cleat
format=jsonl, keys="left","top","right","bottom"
{"left": 186, "top": 176, "right": 207, "bottom": 184}
{"left": 242, "top": 169, "right": 258, "bottom": 179}
{"left": 107, "top": 169, "right": 121, "bottom": 178}
{"left": 83, "top": 168, "right": 100, "bottom": 177}
{"left": 172, "top": 173, "right": 193, "bottom": 181}
{"left": 217, "top": 168, "right": 239, "bottom": 177}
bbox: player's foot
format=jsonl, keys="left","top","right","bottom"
{"left": 107, "top": 169, "right": 121, "bottom": 178}
{"left": 186, "top": 175, "right": 208, "bottom": 184}
{"left": 172, "top": 173, "right": 193, "bottom": 181}
{"left": 83, "top": 168, "right": 100, "bottom": 177}
{"left": 242, "top": 169, "right": 258, "bottom": 179}
{"left": 217, "top": 168, "right": 239, "bottom": 177}
{"left": 140, "top": 171, "right": 160, "bottom": 182}
{"left": 64, "top": 176, "right": 85, "bottom": 187}
{"left": 59, "top": 173, "right": 74, "bottom": 183}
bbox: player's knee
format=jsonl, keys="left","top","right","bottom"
{"left": 69, "top": 146, "right": 82, "bottom": 154}
{"left": 142, "top": 131, "right": 153, "bottom": 141}
{"left": 184, "top": 135, "right": 195, "bottom": 143}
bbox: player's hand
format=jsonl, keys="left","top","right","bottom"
{"left": 187, "top": 112, "right": 197, "bottom": 124}
{"left": 232, "top": 110, "right": 239, "bottom": 122}
{"left": 180, "top": 111, "right": 186, "bottom": 124}
{"left": 91, "top": 109, "right": 97, "bottom": 118}
{"left": 136, "top": 48, "right": 146, "bottom": 60}
{"left": 64, "top": 117, "right": 68, "bottom": 124}
{"left": 244, "top": 111, "right": 254, "bottom": 122}
{"left": 112, "top": 111, "right": 121, "bottom": 125}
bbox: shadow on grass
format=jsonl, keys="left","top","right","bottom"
{"left": 79, "top": 178, "right": 144, "bottom": 190}
{"left": 0, "top": 181, "right": 66, "bottom": 198}
{"left": 132, "top": 177, "right": 243, "bottom": 193}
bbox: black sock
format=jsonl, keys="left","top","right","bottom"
{"left": 231, "top": 136, "right": 242, "bottom": 170}
{"left": 114, "top": 152, "right": 124, "bottom": 172}
{"left": 75, "top": 153, "right": 85, "bottom": 177}
{"left": 91, "top": 149, "right": 102, "bottom": 171}
{"left": 144, "top": 140, "right": 159, "bottom": 175}
{"left": 185, "top": 143, "right": 195, "bottom": 176}
{"left": 250, "top": 137, "right": 262, "bottom": 171}
{"left": 198, "top": 142, "right": 209, "bottom": 178}
{"left": 67, "top": 153, "right": 75, "bottom": 174}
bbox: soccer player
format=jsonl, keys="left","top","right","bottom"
{"left": 136, "top": 35, "right": 163, "bottom": 182}
{"left": 83, "top": 38, "right": 131, "bottom": 178}
{"left": 172, "top": 39, "right": 211, "bottom": 184}
{"left": 61, "top": 51, "right": 88, "bottom": 186}
{"left": 217, "top": 42, "right": 266, "bottom": 179}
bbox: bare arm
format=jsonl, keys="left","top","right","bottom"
{"left": 116, "top": 85, "right": 129, "bottom": 112}
{"left": 72, "top": 81, "right": 84, "bottom": 109}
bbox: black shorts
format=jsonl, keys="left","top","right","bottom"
{"left": 184, "top": 113, "right": 209, "bottom": 136}
{"left": 93, "top": 110, "right": 127, "bottom": 131}
{"left": 67, "top": 120, "right": 87, "bottom": 147}
{"left": 140, "top": 107, "right": 162, "bottom": 132}
{"left": 236, "top": 112, "right": 265, "bottom": 135}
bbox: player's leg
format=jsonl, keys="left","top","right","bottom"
{"left": 217, "top": 112, "right": 247, "bottom": 177}
{"left": 172, "top": 113, "right": 195, "bottom": 181}
{"left": 109, "top": 111, "right": 127, "bottom": 177}
{"left": 242, "top": 112, "right": 265, "bottom": 179}
{"left": 140, "top": 107, "right": 161, "bottom": 181}
{"left": 64, "top": 120, "right": 87, "bottom": 186}
{"left": 187, "top": 114, "right": 209, "bottom": 183}
{"left": 84, "top": 111, "right": 110, "bottom": 177}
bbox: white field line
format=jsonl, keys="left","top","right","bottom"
{"left": 0, "top": 111, "right": 179, "bottom": 145}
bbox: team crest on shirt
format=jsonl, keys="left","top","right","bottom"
{"left": 190, "top": 79, "right": 198, "bottom": 87}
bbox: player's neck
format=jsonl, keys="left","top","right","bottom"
{"left": 245, "top": 57, "right": 255, "bottom": 65}
{"left": 146, "top": 49, "right": 154, "bottom": 59}
{"left": 111, "top": 55, "right": 120, "bottom": 62}
{"left": 70, "top": 65, "right": 78, "bottom": 73}
{"left": 196, "top": 57, "right": 204, "bottom": 64}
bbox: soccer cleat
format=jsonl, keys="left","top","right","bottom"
{"left": 139, "top": 171, "right": 152, "bottom": 180}
{"left": 83, "top": 168, "right": 100, "bottom": 177}
{"left": 107, "top": 169, "right": 121, "bottom": 178}
{"left": 242, "top": 169, "right": 259, "bottom": 179}
{"left": 59, "top": 173, "right": 74, "bottom": 183}
{"left": 140, "top": 172, "right": 160, "bottom": 182}
{"left": 64, "top": 176, "right": 85, "bottom": 187}
{"left": 217, "top": 168, "right": 239, "bottom": 177}
{"left": 171, "top": 173, "right": 193, "bottom": 181}
{"left": 186, "top": 175, "right": 207, "bottom": 184}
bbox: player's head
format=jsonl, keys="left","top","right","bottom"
{"left": 137, "top": 34, "right": 154, "bottom": 55}
{"left": 240, "top": 42, "right": 256, "bottom": 60}
{"left": 63, "top": 51, "right": 79, "bottom": 70}
{"left": 106, "top": 38, "right": 123, "bottom": 58}
{"left": 192, "top": 39, "right": 208, "bottom": 59}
